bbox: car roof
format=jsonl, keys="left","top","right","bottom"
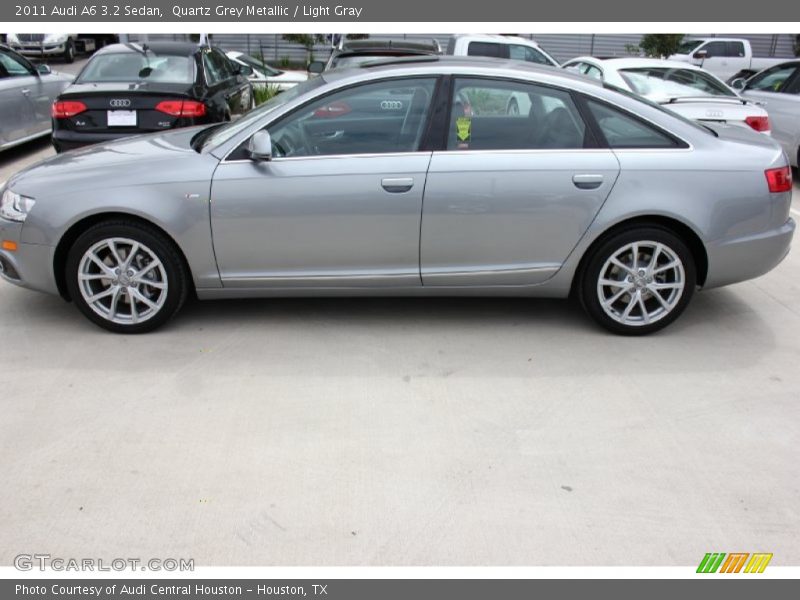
{"left": 567, "top": 56, "right": 710, "bottom": 72}
{"left": 321, "top": 55, "right": 596, "bottom": 87}
{"left": 94, "top": 41, "right": 203, "bottom": 56}
{"left": 450, "top": 34, "right": 542, "bottom": 47}
{"left": 338, "top": 39, "right": 440, "bottom": 53}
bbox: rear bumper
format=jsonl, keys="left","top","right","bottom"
{"left": 52, "top": 129, "right": 144, "bottom": 152}
{"left": 704, "top": 218, "right": 795, "bottom": 289}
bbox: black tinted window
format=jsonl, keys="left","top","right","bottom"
{"left": 703, "top": 41, "right": 728, "bottom": 58}
{"left": 747, "top": 64, "right": 799, "bottom": 93}
{"left": 269, "top": 78, "right": 437, "bottom": 157}
{"left": 728, "top": 42, "right": 745, "bottom": 57}
{"left": 447, "top": 78, "right": 589, "bottom": 151}
{"left": 467, "top": 42, "right": 509, "bottom": 59}
{"left": 587, "top": 100, "right": 678, "bottom": 148}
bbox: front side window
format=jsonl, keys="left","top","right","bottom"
{"left": 586, "top": 100, "right": 679, "bottom": 149}
{"left": 702, "top": 41, "right": 728, "bottom": 58}
{"left": 267, "top": 77, "right": 437, "bottom": 157}
{"left": 0, "top": 50, "right": 34, "bottom": 77}
{"left": 746, "top": 64, "right": 799, "bottom": 93}
{"left": 447, "top": 78, "right": 588, "bottom": 150}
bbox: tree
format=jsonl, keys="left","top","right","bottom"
{"left": 638, "top": 34, "right": 685, "bottom": 59}
{"left": 281, "top": 34, "right": 326, "bottom": 64}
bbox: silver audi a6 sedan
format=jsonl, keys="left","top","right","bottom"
{"left": 0, "top": 57, "right": 795, "bottom": 335}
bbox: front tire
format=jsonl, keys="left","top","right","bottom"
{"left": 63, "top": 39, "right": 75, "bottom": 63}
{"left": 579, "top": 226, "right": 696, "bottom": 335}
{"left": 65, "top": 221, "right": 188, "bottom": 333}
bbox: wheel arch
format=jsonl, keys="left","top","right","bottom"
{"left": 53, "top": 212, "right": 194, "bottom": 301}
{"left": 571, "top": 214, "right": 709, "bottom": 295}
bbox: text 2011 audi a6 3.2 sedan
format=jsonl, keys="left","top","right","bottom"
{"left": 0, "top": 57, "right": 794, "bottom": 334}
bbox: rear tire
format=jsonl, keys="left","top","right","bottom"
{"left": 578, "top": 226, "right": 696, "bottom": 335}
{"left": 65, "top": 220, "right": 188, "bottom": 333}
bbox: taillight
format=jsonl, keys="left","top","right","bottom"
{"left": 51, "top": 100, "right": 87, "bottom": 119}
{"left": 765, "top": 166, "right": 792, "bottom": 193}
{"left": 155, "top": 100, "right": 206, "bottom": 118}
{"left": 745, "top": 115, "right": 770, "bottom": 133}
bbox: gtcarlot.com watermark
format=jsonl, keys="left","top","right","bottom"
{"left": 14, "top": 554, "right": 194, "bottom": 572}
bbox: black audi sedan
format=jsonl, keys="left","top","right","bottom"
{"left": 51, "top": 41, "right": 254, "bottom": 152}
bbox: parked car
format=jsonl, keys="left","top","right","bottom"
{"left": 0, "top": 44, "right": 73, "bottom": 151}
{"left": 446, "top": 35, "right": 559, "bottom": 67}
{"left": 0, "top": 57, "right": 794, "bottom": 334}
{"left": 562, "top": 57, "right": 771, "bottom": 134}
{"left": 668, "top": 38, "right": 786, "bottom": 82}
{"left": 734, "top": 61, "right": 800, "bottom": 169}
{"left": 225, "top": 51, "right": 308, "bottom": 90}
{"left": 4, "top": 34, "right": 118, "bottom": 63}
{"left": 51, "top": 41, "right": 253, "bottom": 152}
{"left": 309, "top": 38, "right": 441, "bottom": 72}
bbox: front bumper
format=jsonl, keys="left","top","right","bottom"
{"left": 704, "top": 218, "right": 795, "bottom": 289}
{"left": 0, "top": 218, "right": 58, "bottom": 295}
{"left": 10, "top": 43, "right": 67, "bottom": 57}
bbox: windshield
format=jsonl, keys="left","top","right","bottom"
{"left": 199, "top": 76, "right": 326, "bottom": 151}
{"left": 235, "top": 54, "right": 281, "bottom": 77}
{"left": 78, "top": 52, "right": 195, "bottom": 84}
{"left": 676, "top": 40, "right": 704, "bottom": 54}
{"left": 603, "top": 83, "right": 717, "bottom": 137}
{"left": 619, "top": 67, "right": 736, "bottom": 100}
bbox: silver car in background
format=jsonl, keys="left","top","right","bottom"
{"left": 734, "top": 60, "right": 800, "bottom": 168}
{"left": 0, "top": 57, "right": 794, "bottom": 334}
{"left": 0, "top": 44, "right": 73, "bottom": 151}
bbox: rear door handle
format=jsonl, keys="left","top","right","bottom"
{"left": 381, "top": 177, "right": 414, "bottom": 193}
{"left": 20, "top": 89, "right": 30, "bottom": 95}
{"left": 572, "top": 174, "right": 604, "bottom": 190}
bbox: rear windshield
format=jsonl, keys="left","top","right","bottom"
{"left": 77, "top": 52, "right": 195, "bottom": 84}
{"left": 618, "top": 67, "right": 736, "bottom": 99}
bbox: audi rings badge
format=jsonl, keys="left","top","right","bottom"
{"left": 109, "top": 99, "right": 132, "bottom": 108}
{"left": 380, "top": 100, "right": 403, "bottom": 110}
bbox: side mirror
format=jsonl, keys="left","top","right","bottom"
{"left": 237, "top": 63, "right": 254, "bottom": 76}
{"left": 247, "top": 130, "right": 272, "bottom": 161}
{"left": 307, "top": 61, "right": 325, "bottom": 74}
{"left": 693, "top": 49, "right": 708, "bottom": 60}
{"left": 37, "top": 63, "right": 51, "bottom": 75}
{"left": 730, "top": 78, "right": 746, "bottom": 91}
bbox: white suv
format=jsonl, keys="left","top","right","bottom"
{"left": 446, "top": 35, "right": 559, "bottom": 67}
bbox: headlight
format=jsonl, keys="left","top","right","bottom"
{"left": 44, "top": 33, "right": 68, "bottom": 44}
{"left": 0, "top": 189, "right": 36, "bottom": 222}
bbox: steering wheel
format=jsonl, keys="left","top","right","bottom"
{"left": 272, "top": 122, "right": 313, "bottom": 157}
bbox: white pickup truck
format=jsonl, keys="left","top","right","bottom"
{"left": 669, "top": 38, "right": 786, "bottom": 82}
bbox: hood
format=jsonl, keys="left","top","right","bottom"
{"left": 8, "top": 126, "right": 215, "bottom": 198}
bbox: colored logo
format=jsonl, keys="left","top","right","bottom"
{"left": 697, "top": 552, "right": 773, "bottom": 573}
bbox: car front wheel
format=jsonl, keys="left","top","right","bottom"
{"left": 63, "top": 39, "right": 75, "bottom": 63}
{"left": 579, "top": 226, "right": 696, "bottom": 335}
{"left": 65, "top": 221, "right": 188, "bottom": 333}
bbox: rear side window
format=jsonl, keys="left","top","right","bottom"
{"left": 447, "top": 78, "right": 589, "bottom": 150}
{"left": 728, "top": 42, "right": 745, "bottom": 57}
{"left": 467, "top": 42, "right": 509, "bottom": 59}
{"left": 586, "top": 100, "right": 679, "bottom": 149}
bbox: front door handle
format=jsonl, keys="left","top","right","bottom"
{"left": 20, "top": 88, "right": 30, "bottom": 95}
{"left": 572, "top": 174, "right": 604, "bottom": 190}
{"left": 381, "top": 177, "right": 414, "bottom": 193}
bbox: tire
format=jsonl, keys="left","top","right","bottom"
{"left": 578, "top": 225, "right": 696, "bottom": 335}
{"left": 63, "top": 39, "right": 75, "bottom": 63}
{"left": 65, "top": 220, "right": 188, "bottom": 333}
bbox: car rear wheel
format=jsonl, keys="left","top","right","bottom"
{"left": 65, "top": 221, "right": 188, "bottom": 333}
{"left": 579, "top": 226, "right": 696, "bottom": 335}
{"left": 63, "top": 39, "right": 75, "bottom": 63}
